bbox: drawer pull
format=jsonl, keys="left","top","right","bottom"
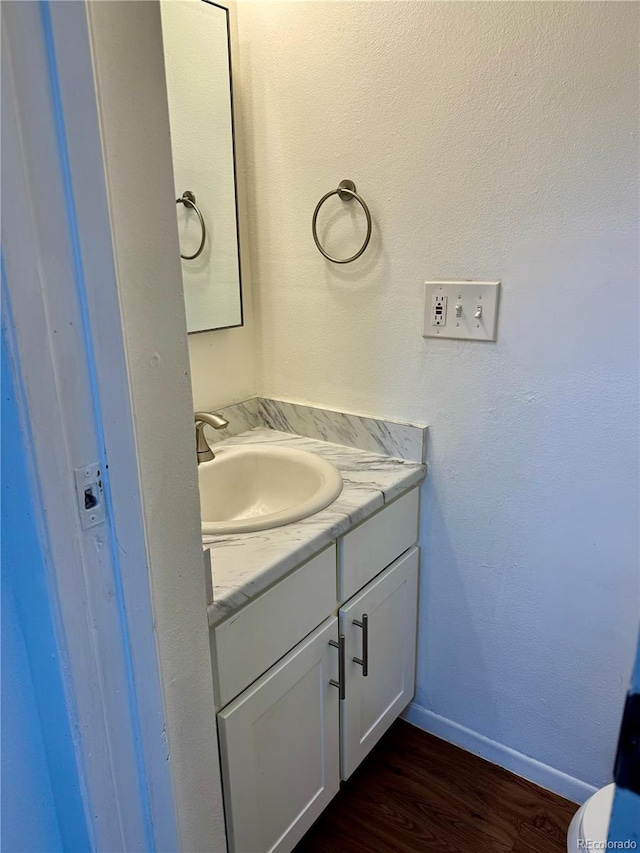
{"left": 352, "top": 613, "right": 369, "bottom": 677}
{"left": 329, "top": 634, "right": 346, "bottom": 700}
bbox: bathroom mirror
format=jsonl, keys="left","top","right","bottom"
{"left": 161, "top": 0, "right": 243, "bottom": 332}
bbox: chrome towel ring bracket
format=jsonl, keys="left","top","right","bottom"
{"left": 312, "top": 179, "right": 372, "bottom": 264}
{"left": 176, "top": 190, "right": 206, "bottom": 260}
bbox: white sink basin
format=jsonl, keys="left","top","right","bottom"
{"left": 199, "top": 445, "right": 343, "bottom": 535}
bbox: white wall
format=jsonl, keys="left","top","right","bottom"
{"left": 234, "top": 0, "right": 640, "bottom": 793}
{"left": 188, "top": 321, "right": 256, "bottom": 410}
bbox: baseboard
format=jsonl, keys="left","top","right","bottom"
{"left": 402, "top": 702, "right": 597, "bottom": 805}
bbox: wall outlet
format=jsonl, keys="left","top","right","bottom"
{"left": 423, "top": 281, "right": 501, "bottom": 341}
{"left": 432, "top": 294, "right": 447, "bottom": 326}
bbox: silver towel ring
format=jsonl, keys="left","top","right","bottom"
{"left": 176, "top": 190, "right": 206, "bottom": 260}
{"left": 312, "top": 180, "right": 372, "bottom": 264}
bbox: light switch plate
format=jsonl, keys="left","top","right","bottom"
{"left": 422, "top": 280, "right": 501, "bottom": 341}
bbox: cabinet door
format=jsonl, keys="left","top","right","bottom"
{"left": 217, "top": 617, "right": 341, "bottom": 853}
{"left": 340, "top": 546, "right": 419, "bottom": 779}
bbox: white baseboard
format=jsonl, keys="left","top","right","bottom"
{"left": 402, "top": 702, "right": 597, "bottom": 805}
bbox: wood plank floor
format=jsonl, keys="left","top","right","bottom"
{"left": 295, "top": 721, "right": 577, "bottom": 853}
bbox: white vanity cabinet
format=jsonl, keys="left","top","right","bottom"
{"left": 339, "top": 546, "right": 419, "bottom": 780}
{"left": 215, "top": 486, "right": 420, "bottom": 853}
{"left": 217, "top": 618, "right": 341, "bottom": 853}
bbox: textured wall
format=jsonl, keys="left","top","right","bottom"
{"left": 188, "top": 321, "right": 256, "bottom": 410}
{"left": 235, "top": 0, "right": 640, "bottom": 791}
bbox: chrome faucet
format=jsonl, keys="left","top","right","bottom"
{"left": 194, "top": 411, "right": 230, "bottom": 464}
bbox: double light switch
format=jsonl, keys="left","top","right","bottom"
{"left": 422, "top": 281, "right": 501, "bottom": 341}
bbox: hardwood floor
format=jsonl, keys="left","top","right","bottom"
{"left": 295, "top": 721, "right": 577, "bottom": 853}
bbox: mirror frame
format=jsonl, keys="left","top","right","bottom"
{"left": 186, "top": 0, "right": 244, "bottom": 334}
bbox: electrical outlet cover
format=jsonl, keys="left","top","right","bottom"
{"left": 422, "top": 281, "right": 500, "bottom": 341}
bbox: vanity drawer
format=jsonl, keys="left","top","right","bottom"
{"left": 338, "top": 487, "right": 419, "bottom": 603}
{"left": 213, "top": 544, "right": 337, "bottom": 708}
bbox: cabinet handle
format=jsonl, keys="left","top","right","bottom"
{"left": 329, "top": 634, "right": 346, "bottom": 700}
{"left": 352, "top": 613, "right": 369, "bottom": 677}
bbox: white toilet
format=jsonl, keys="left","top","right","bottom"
{"left": 566, "top": 784, "right": 615, "bottom": 851}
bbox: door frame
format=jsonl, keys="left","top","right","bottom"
{"left": 609, "top": 646, "right": 640, "bottom": 845}
{"left": 1, "top": 1, "right": 225, "bottom": 850}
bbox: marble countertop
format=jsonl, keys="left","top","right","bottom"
{"left": 204, "top": 428, "right": 426, "bottom": 627}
